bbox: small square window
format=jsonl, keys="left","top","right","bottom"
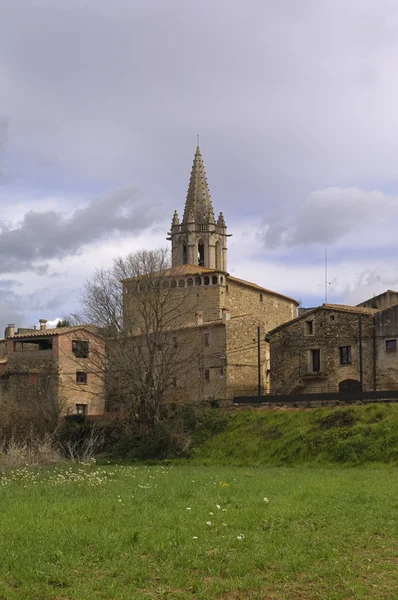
{"left": 76, "top": 403, "right": 87, "bottom": 415}
{"left": 340, "top": 346, "right": 352, "bottom": 365}
{"left": 72, "top": 340, "right": 89, "bottom": 358}
{"left": 305, "top": 320, "right": 314, "bottom": 335}
{"left": 260, "top": 294, "right": 263, "bottom": 302}
{"left": 330, "top": 315, "right": 335, "bottom": 321}
{"left": 76, "top": 371, "right": 87, "bottom": 384}
{"left": 386, "top": 339, "right": 397, "bottom": 350}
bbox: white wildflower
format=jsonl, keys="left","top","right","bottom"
{"left": 216, "top": 504, "right": 221, "bottom": 510}
{"left": 263, "top": 498, "right": 269, "bottom": 503}
{"left": 236, "top": 534, "right": 245, "bottom": 541}
{"left": 192, "top": 536, "right": 198, "bottom": 539}
{"left": 209, "top": 512, "right": 214, "bottom": 516}
{"left": 206, "top": 521, "right": 212, "bottom": 526}
{"left": 186, "top": 507, "right": 191, "bottom": 511}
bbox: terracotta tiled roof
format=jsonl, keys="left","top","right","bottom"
{"left": 228, "top": 275, "right": 299, "bottom": 305}
{"left": 268, "top": 303, "right": 379, "bottom": 336}
{"left": 322, "top": 303, "right": 379, "bottom": 315}
{"left": 6, "top": 324, "right": 100, "bottom": 340}
{"left": 122, "top": 263, "right": 221, "bottom": 282}
{"left": 165, "top": 264, "right": 219, "bottom": 276}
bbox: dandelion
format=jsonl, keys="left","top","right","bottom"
{"left": 206, "top": 521, "right": 212, "bottom": 526}
{"left": 236, "top": 534, "right": 245, "bottom": 541}
{"left": 263, "top": 498, "right": 269, "bottom": 503}
{"left": 219, "top": 482, "right": 230, "bottom": 487}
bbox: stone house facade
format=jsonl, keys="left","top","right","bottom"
{"left": 268, "top": 301, "right": 398, "bottom": 395}
{"left": 357, "top": 289, "right": 398, "bottom": 311}
{"left": 122, "top": 145, "right": 299, "bottom": 402}
{"left": 0, "top": 321, "right": 105, "bottom": 416}
{"left": 268, "top": 304, "right": 378, "bottom": 395}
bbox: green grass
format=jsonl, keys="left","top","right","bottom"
{"left": 190, "top": 403, "right": 398, "bottom": 466}
{"left": 1, "top": 463, "right": 398, "bottom": 599}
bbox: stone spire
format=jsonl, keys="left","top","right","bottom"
{"left": 182, "top": 146, "right": 215, "bottom": 224}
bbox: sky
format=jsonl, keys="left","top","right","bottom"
{"left": 1, "top": 0, "right": 398, "bottom": 330}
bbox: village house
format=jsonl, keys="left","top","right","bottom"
{"left": 122, "top": 145, "right": 299, "bottom": 402}
{"left": 0, "top": 320, "right": 105, "bottom": 417}
{"left": 268, "top": 300, "right": 398, "bottom": 396}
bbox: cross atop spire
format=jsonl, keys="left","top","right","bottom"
{"left": 182, "top": 146, "right": 215, "bottom": 224}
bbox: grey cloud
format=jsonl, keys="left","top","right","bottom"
{"left": 263, "top": 188, "right": 397, "bottom": 247}
{"left": 0, "top": 187, "right": 155, "bottom": 273}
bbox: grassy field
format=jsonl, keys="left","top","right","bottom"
{"left": 190, "top": 403, "right": 398, "bottom": 465}
{"left": 0, "top": 463, "right": 398, "bottom": 599}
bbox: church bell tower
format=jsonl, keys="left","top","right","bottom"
{"left": 168, "top": 145, "right": 229, "bottom": 271}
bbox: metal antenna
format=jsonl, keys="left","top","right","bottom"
{"left": 325, "top": 248, "right": 328, "bottom": 304}
{"left": 197, "top": 134, "right": 200, "bottom": 147}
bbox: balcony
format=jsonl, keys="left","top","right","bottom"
{"left": 298, "top": 364, "right": 328, "bottom": 379}
{"left": 9, "top": 349, "right": 53, "bottom": 361}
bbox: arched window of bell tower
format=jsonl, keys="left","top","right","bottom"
{"left": 215, "top": 241, "right": 221, "bottom": 270}
{"left": 182, "top": 240, "right": 187, "bottom": 264}
{"left": 198, "top": 241, "right": 205, "bottom": 267}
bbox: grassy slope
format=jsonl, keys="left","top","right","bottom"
{"left": 1, "top": 464, "right": 398, "bottom": 599}
{"left": 190, "top": 403, "right": 398, "bottom": 465}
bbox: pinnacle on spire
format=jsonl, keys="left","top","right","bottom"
{"left": 217, "top": 212, "right": 226, "bottom": 228}
{"left": 182, "top": 146, "right": 215, "bottom": 224}
{"left": 171, "top": 210, "right": 180, "bottom": 226}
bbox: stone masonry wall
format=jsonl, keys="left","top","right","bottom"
{"left": 269, "top": 309, "right": 374, "bottom": 394}
{"left": 54, "top": 332, "right": 105, "bottom": 415}
{"left": 374, "top": 305, "right": 398, "bottom": 389}
{"left": 226, "top": 280, "right": 297, "bottom": 331}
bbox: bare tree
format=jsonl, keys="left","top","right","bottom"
{"left": 77, "top": 249, "right": 200, "bottom": 431}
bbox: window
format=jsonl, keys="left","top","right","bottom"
{"left": 311, "top": 349, "right": 321, "bottom": 372}
{"left": 198, "top": 242, "right": 205, "bottom": 266}
{"left": 195, "top": 276, "right": 202, "bottom": 286}
{"left": 386, "top": 339, "right": 397, "bottom": 350}
{"left": 212, "top": 275, "right": 218, "bottom": 285}
{"left": 226, "top": 284, "right": 229, "bottom": 293}
{"left": 204, "top": 276, "right": 210, "bottom": 286}
{"left": 260, "top": 294, "right": 263, "bottom": 302}
{"left": 330, "top": 315, "right": 335, "bottom": 321}
{"left": 72, "top": 340, "right": 89, "bottom": 358}
{"left": 187, "top": 278, "right": 193, "bottom": 287}
{"left": 340, "top": 346, "right": 352, "bottom": 365}
{"left": 29, "top": 373, "right": 39, "bottom": 385}
{"left": 204, "top": 369, "right": 210, "bottom": 382}
{"left": 76, "top": 404, "right": 87, "bottom": 415}
{"left": 305, "top": 320, "right": 314, "bottom": 335}
{"left": 182, "top": 241, "right": 187, "bottom": 264}
{"left": 178, "top": 279, "right": 185, "bottom": 288}
{"left": 220, "top": 365, "right": 224, "bottom": 377}
{"left": 76, "top": 371, "right": 87, "bottom": 384}
{"left": 204, "top": 333, "right": 209, "bottom": 346}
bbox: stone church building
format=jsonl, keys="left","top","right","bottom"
{"left": 124, "top": 146, "right": 299, "bottom": 403}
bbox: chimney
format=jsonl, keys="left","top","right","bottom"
{"left": 5, "top": 324, "right": 15, "bottom": 338}
{"left": 222, "top": 309, "right": 231, "bottom": 322}
{"left": 39, "top": 319, "right": 47, "bottom": 331}
{"left": 195, "top": 311, "right": 203, "bottom": 326}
